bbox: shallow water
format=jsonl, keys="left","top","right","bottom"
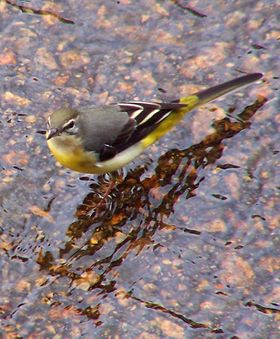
{"left": 0, "top": 0, "right": 279, "bottom": 337}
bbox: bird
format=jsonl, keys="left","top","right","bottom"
{"left": 46, "top": 73, "right": 262, "bottom": 174}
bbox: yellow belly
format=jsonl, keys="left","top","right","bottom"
{"left": 47, "top": 134, "right": 144, "bottom": 174}
{"left": 47, "top": 135, "right": 101, "bottom": 173}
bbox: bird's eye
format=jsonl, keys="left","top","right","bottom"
{"left": 64, "top": 119, "right": 75, "bottom": 130}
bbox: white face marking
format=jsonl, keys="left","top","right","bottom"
{"left": 63, "top": 118, "right": 75, "bottom": 129}
{"left": 62, "top": 119, "right": 79, "bottom": 135}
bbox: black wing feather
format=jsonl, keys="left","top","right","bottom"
{"left": 118, "top": 101, "right": 187, "bottom": 127}
{"left": 99, "top": 101, "right": 187, "bottom": 160}
{"left": 110, "top": 101, "right": 187, "bottom": 153}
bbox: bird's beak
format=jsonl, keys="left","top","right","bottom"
{"left": 46, "top": 128, "right": 59, "bottom": 140}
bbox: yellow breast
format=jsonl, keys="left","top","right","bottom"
{"left": 47, "top": 134, "right": 144, "bottom": 174}
{"left": 47, "top": 135, "right": 102, "bottom": 173}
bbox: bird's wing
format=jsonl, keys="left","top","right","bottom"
{"left": 99, "top": 101, "right": 186, "bottom": 161}
{"left": 118, "top": 101, "right": 187, "bottom": 127}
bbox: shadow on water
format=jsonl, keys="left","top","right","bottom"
{"left": 36, "top": 96, "right": 266, "bottom": 327}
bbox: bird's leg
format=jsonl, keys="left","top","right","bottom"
{"left": 93, "top": 170, "right": 123, "bottom": 217}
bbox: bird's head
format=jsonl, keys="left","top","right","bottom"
{"left": 46, "top": 108, "right": 80, "bottom": 141}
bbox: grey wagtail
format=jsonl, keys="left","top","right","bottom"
{"left": 46, "top": 73, "right": 262, "bottom": 174}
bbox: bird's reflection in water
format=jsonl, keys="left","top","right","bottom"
{"left": 37, "top": 96, "right": 266, "bottom": 326}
